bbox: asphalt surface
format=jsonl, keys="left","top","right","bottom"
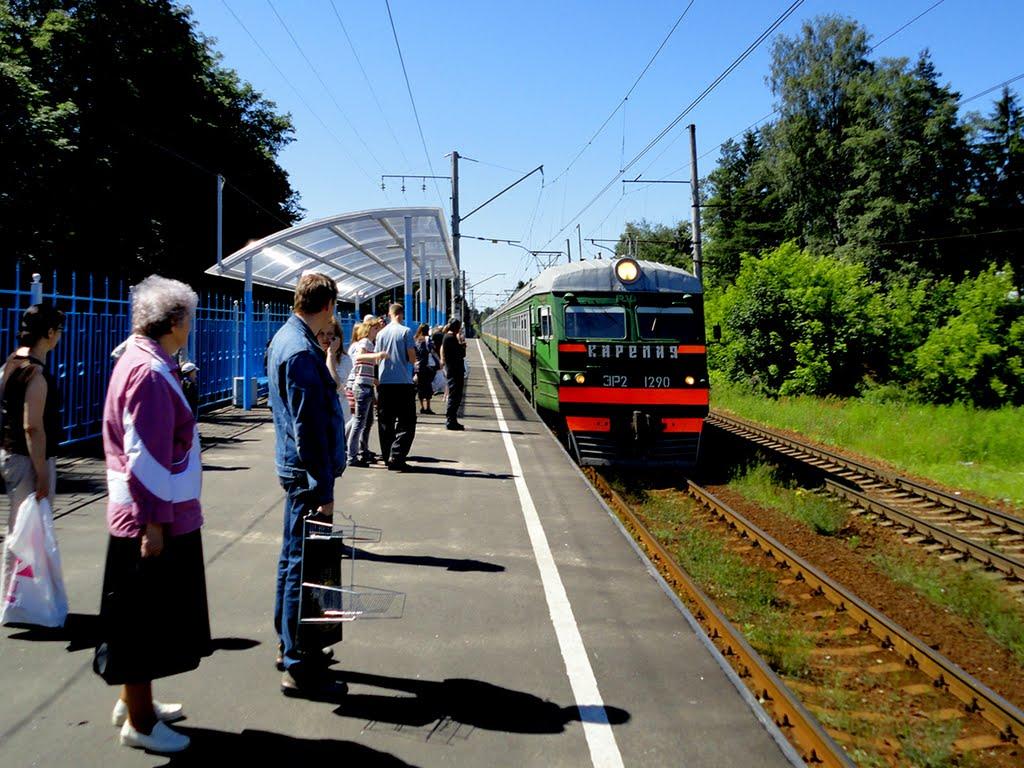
{"left": 0, "top": 340, "right": 800, "bottom": 767}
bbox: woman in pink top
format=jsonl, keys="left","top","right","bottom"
{"left": 95, "top": 276, "right": 208, "bottom": 755}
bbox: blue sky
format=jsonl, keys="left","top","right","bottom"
{"left": 186, "top": 0, "right": 1024, "bottom": 304}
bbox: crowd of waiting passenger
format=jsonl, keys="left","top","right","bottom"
{"left": 0, "top": 272, "right": 471, "bottom": 753}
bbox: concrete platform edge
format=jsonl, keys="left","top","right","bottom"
{"left": 478, "top": 340, "right": 806, "bottom": 768}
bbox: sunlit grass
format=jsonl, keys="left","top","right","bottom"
{"left": 729, "top": 463, "right": 849, "bottom": 535}
{"left": 711, "top": 376, "right": 1024, "bottom": 509}
{"left": 871, "top": 550, "right": 1024, "bottom": 665}
{"left": 638, "top": 493, "right": 812, "bottom": 676}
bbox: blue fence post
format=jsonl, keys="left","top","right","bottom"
{"left": 30, "top": 273, "right": 43, "bottom": 306}
{"left": 232, "top": 299, "right": 240, "bottom": 380}
{"left": 242, "top": 258, "right": 253, "bottom": 409}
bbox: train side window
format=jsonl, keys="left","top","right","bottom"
{"left": 537, "top": 306, "right": 551, "bottom": 339}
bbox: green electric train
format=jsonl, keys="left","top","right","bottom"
{"left": 481, "top": 257, "right": 710, "bottom": 466}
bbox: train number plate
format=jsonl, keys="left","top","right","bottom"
{"left": 600, "top": 375, "right": 673, "bottom": 388}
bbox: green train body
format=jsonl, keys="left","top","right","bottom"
{"left": 482, "top": 258, "right": 709, "bottom": 466}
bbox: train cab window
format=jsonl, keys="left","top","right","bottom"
{"left": 636, "top": 306, "right": 698, "bottom": 341}
{"left": 565, "top": 306, "right": 626, "bottom": 339}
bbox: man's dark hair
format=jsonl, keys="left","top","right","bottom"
{"left": 294, "top": 273, "right": 338, "bottom": 314}
{"left": 388, "top": 303, "right": 404, "bottom": 317}
{"left": 447, "top": 318, "right": 461, "bottom": 332}
{"left": 19, "top": 302, "right": 65, "bottom": 345}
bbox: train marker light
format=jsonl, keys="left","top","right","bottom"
{"left": 562, "top": 373, "right": 571, "bottom": 381}
{"left": 685, "top": 375, "right": 696, "bottom": 386}
{"left": 575, "top": 373, "right": 586, "bottom": 384}
{"left": 614, "top": 258, "right": 641, "bottom": 284}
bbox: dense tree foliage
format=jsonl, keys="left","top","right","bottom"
{"left": 613, "top": 219, "right": 694, "bottom": 269}
{"left": 633, "top": 15, "right": 1023, "bottom": 407}
{"left": 0, "top": 0, "right": 300, "bottom": 281}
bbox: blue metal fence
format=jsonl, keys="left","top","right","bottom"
{"left": 1, "top": 264, "right": 357, "bottom": 446}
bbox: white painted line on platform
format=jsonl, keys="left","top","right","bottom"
{"left": 476, "top": 341, "right": 625, "bottom": 768}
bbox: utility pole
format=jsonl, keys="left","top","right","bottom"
{"left": 566, "top": 238, "right": 571, "bottom": 264}
{"left": 461, "top": 269, "right": 467, "bottom": 323}
{"left": 576, "top": 223, "right": 583, "bottom": 262}
{"left": 451, "top": 151, "right": 461, "bottom": 320}
{"left": 688, "top": 124, "right": 703, "bottom": 281}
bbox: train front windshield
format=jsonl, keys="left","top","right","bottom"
{"left": 565, "top": 306, "right": 627, "bottom": 339}
{"left": 636, "top": 306, "right": 701, "bottom": 342}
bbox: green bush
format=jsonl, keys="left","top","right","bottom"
{"left": 708, "top": 242, "right": 878, "bottom": 396}
{"left": 912, "top": 265, "right": 1023, "bottom": 406}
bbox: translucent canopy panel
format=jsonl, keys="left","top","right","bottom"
{"left": 206, "top": 207, "right": 455, "bottom": 301}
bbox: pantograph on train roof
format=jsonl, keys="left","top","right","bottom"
{"left": 207, "top": 206, "right": 456, "bottom": 300}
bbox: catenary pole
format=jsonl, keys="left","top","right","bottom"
{"left": 403, "top": 216, "right": 413, "bottom": 315}
{"left": 419, "top": 243, "right": 427, "bottom": 325}
{"left": 451, "top": 150, "right": 461, "bottom": 321}
{"left": 688, "top": 124, "right": 703, "bottom": 281}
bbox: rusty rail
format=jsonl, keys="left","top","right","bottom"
{"left": 686, "top": 481, "right": 1024, "bottom": 745}
{"left": 585, "top": 469, "right": 855, "bottom": 767}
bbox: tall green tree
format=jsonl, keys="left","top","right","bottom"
{"left": 968, "top": 89, "right": 1024, "bottom": 295}
{"left": 614, "top": 219, "right": 694, "bottom": 270}
{"left": 701, "top": 129, "right": 786, "bottom": 286}
{"left": 1, "top": 0, "right": 300, "bottom": 281}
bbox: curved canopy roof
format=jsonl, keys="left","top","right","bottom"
{"left": 206, "top": 207, "right": 455, "bottom": 301}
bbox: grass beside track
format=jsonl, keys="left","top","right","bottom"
{"left": 710, "top": 377, "right": 1024, "bottom": 510}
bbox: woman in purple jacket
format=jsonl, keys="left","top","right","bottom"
{"left": 95, "top": 276, "right": 208, "bottom": 754}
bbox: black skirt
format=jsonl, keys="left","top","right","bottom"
{"left": 94, "top": 529, "right": 211, "bottom": 685}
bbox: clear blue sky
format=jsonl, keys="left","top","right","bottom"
{"left": 185, "top": 0, "right": 1023, "bottom": 305}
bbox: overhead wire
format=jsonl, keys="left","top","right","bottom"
{"left": 633, "top": 0, "right": 954, "bottom": 194}
{"left": 265, "top": 0, "right": 387, "bottom": 173}
{"left": 220, "top": 0, "right": 376, "bottom": 186}
{"left": 547, "top": 0, "right": 697, "bottom": 188}
{"left": 539, "top": 0, "right": 806, "bottom": 251}
{"left": 327, "top": 0, "right": 412, "bottom": 170}
{"left": 383, "top": 0, "right": 449, "bottom": 218}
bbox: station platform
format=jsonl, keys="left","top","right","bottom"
{"left": 0, "top": 340, "right": 800, "bottom": 767}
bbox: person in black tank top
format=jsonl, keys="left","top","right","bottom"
{"left": 0, "top": 302, "right": 64, "bottom": 606}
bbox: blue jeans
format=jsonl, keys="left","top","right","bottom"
{"left": 346, "top": 383, "right": 375, "bottom": 463}
{"left": 274, "top": 473, "right": 323, "bottom": 673}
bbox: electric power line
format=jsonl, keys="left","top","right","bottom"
{"left": 266, "top": 0, "right": 386, "bottom": 172}
{"left": 539, "top": 0, "right": 806, "bottom": 251}
{"left": 383, "top": 0, "right": 448, "bottom": 217}
{"left": 220, "top": 0, "right": 376, "bottom": 186}
{"left": 327, "top": 0, "right": 412, "bottom": 170}
{"left": 960, "top": 72, "right": 1024, "bottom": 105}
{"left": 547, "top": 0, "right": 697, "bottom": 188}
{"left": 639, "top": 0, "right": 952, "bottom": 187}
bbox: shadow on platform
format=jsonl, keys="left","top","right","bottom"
{"left": 5, "top": 614, "right": 259, "bottom": 655}
{"left": 165, "top": 728, "right": 412, "bottom": 767}
{"left": 345, "top": 546, "right": 505, "bottom": 573}
{"left": 333, "top": 670, "right": 630, "bottom": 735}
{"left": 404, "top": 465, "right": 512, "bottom": 480}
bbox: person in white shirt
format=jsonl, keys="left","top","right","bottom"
{"left": 316, "top": 317, "right": 353, "bottom": 426}
{"left": 345, "top": 316, "right": 386, "bottom": 467}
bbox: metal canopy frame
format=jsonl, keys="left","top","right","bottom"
{"left": 206, "top": 206, "right": 455, "bottom": 411}
{"left": 206, "top": 206, "right": 456, "bottom": 302}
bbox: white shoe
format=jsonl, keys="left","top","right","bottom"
{"left": 119, "top": 720, "right": 190, "bottom": 753}
{"left": 111, "top": 698, "right": 184, "bottom": 727}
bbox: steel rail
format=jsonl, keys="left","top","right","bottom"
{"left": 707, "top": 411, "right": 1024, "bottom": 535}
{"left": 585, "top": 470, "right": 855, "bottom": 767}
{"left": 686, "top": 481, "right": 1024, "bottom": 745}
{"left": 823, "top": 480, "right": 1024, "bottom": 581}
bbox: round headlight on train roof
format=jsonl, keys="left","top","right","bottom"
{"left": 614, "top": 258, "right": 641, "bottom": 284}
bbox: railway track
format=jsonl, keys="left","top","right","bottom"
{"left": 708, "top": 411, "right": 1024, "bottom": 588}
{"left": 587, "top": 470, "right": 1024, "bottom": 766}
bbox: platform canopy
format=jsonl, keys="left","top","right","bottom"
{"left": 206, "top": 206, "right": 455, "bottom": 301}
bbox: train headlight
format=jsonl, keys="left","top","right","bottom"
{"left": 575, "top": 373, "right": 586, "bottom": 384}
{"left": 684, "top": 375, "right": 695, "bottom": 386}
{"left": 562, "top": 373, "right": 571, "bottom": 381}
{"left": 614, "top": 258, "right": 641, "bottom": 284}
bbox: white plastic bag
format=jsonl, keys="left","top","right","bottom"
{"left": 432, "top": 370, "right": 446, "bottom": 395}
{"left": 1, "top": 495, "right": 68, "bottom": 627}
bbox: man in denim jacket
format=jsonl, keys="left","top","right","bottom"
{"left": 267, "top": 273, "right": 346, "bottom": 696}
